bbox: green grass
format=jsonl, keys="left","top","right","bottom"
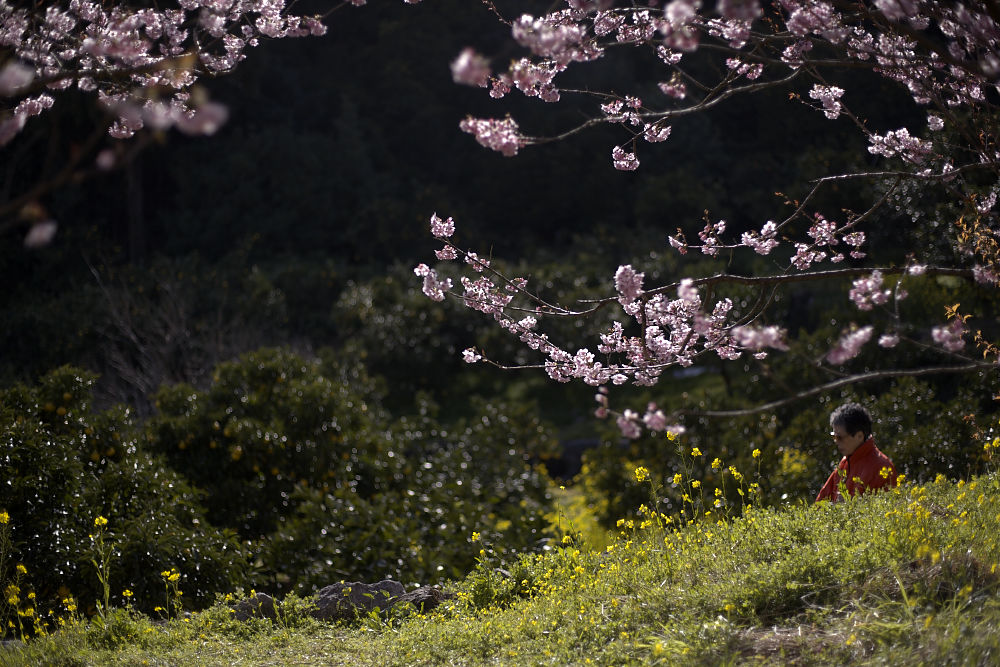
{"left": 5, "top": 473, "right": 1000, "bottom": 666}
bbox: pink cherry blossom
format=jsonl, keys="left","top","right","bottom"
{"left": 868, "top": 128, "right": 932, "bottom": 163}
{"left": 617, "top": 410, "right": 642, "bottom": 439}
{"left": 849, "top": 270, "right": 891, "bottom": 311}
{"left": 932, "top": 320, "right": 966, "bottom": 352}
{"left": 973, "top": 265, "right": 999, "bottom": 285}
{"left": 643, "top": 123, "right": 672, "bottom": 142}
{"left": 459, "top": 116, "right": 527, "bottom": 157}
{"left": 0, "top": 62, "right": 33, "bottom": 96}
{"left": 611, "top": 146, "right": 639, "bottom": 171}
{"left": 731, "top": 325, "right": 789, "bottom": 351}
{"left": 430, "top": 213, "right": 456, "bottom": 239}
{"left": 827, "top": 326, "right": 874, "bottom": 365}
{"left": 614, "top": 265, "right": 644, "bottom": 305}
{"left": 23, "top": 220, "right": 58, "bottom": 248}
{"left": 413, "top": 263, "right": 452, "bottom": 302}
{"left": 809, "top": 84, "right": 845, "bottom": 119}
{"left": 878, "top": 333, "right": 900, "bottom": 348}
{"left": 451, "top": 48, "right": 491, "bottom": 88}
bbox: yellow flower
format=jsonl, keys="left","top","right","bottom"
{"left": 470, "top": 532, "right": 481, "bottom": 542}
{"left": 634, "top": 466, "right": 650, "bottom": 482}
{"left": 123, "top": 589, "right": 133, "bottom": 598}
{"left": 880, "top": 466, "right": 891, "bottom": 479}
{"left": 752, "top": 448, "right": 761, "bottom": 458}
{"left": 160, "top": 570, "right": 172, "bottom": 578}
{"left": 711, "top": 458, "right": 722, "bottom": 470}
{"left": 673, "top": 473, "right": 683, "bottom": 485}
{"left": 0, "top": 511, "right": 9, "bottom": 524}
{"left": 168, "top": 572, "right": 181, "bottom": 583}
{"left": 690, "top": 447, "right": 702, "bottom": 457}
{"left": 692, "top": 480, "right": 701, "bottom": 489}
{"left": 897, "top": 474, "right": 906, "bottom": 484}
{"left": 93, "top": 516, "right": 108, "bottom": 528}
{"left": 16, "top": 564, "right": 27, "bottom": 575}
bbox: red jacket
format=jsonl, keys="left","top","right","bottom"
{"left": 815, "top": 438, "right": 897, "bottom": 502}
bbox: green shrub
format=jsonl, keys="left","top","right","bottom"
{"left": 0, "top": 367, "right": 247, "bottom": 634}
{"left": 146, "top": 348, "right": 557, "bottom": 594}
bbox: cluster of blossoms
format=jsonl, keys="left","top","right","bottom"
{"left": 931, "top": 319, "right": 967, "bottom": 353}
{"left": 413, "top": 263, "right": 452, "bottom": 302}
{"left": 849, "top": 270, "right": 894, "bottom": 311}
{"left": 868, "top": 128, "right": 933, "bottom": 164}
{"left": 458, "top": 116, "right": 527, "bottom": 157}
{"left": 0, "top": 0, "right": 384, "bottom": 144}
{"left": 808, "top": 84, "right": 845, "bottom": 119}
{"left": 827, "top": 326, "right": 875, "bottom": 365}
{"left": 740, "top": 220, "right": 779, "bottom": 256}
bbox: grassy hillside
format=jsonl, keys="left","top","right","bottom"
{"left": 5, "top": 472, "right": 1000, "bottom": 666}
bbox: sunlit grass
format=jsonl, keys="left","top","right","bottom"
{"left": 4, "top": 473, "right": 1000, "bottom": 665}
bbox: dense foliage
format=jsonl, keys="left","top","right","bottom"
{"left": 1, "top": 350, "right": 558, "bottom": 633}
{"left": 0, "top": 367, "right": 247, "bottom": 626}
{"left": 146, "top": 347, "right": 557, "bottom": 593}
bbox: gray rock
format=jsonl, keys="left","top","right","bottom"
{"left": 311, "top": 579, "right": 406, "bottom": 622}
{"left": 390, "top": 585, "right": 456, "bottom": 614}
{"left": 231, "top": 592, "right": 278, "bottom": 621}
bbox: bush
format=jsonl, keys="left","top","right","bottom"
{"left": 146, "top": 348, "right": 557, "bottom": 594}
{"left": 0, "top": 367, "right": 247, "bottom": 634}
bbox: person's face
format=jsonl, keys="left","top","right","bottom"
{"left": 831, "top": 424, "right": 866, "bottom": 457}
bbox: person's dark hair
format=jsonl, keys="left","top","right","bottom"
{"left": 830, "top": 402, "right": 872, "bottom": 440}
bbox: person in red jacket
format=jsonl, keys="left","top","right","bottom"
{"left": 816, "top": 402, "right": 898, "bottom": 502}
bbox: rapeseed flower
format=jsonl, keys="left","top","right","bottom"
{"left": 0, "top": 511, "right": 9, "bottom": 524}
{"left": 635, "top": 466, "right": 650, "bottom": 482}
{"left": 93, "top": 516, "right": 108, "bottom": 528}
